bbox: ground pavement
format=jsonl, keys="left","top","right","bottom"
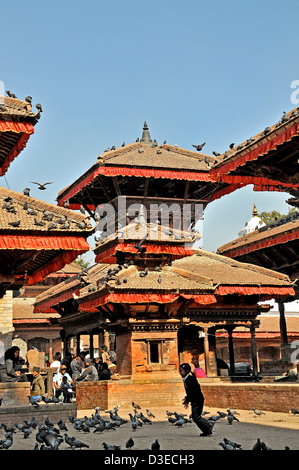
{"left": 1, "top": 404, "right": 299, "bottom": 451}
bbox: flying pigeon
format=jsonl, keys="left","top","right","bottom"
{"left": 30, "top": 182, "right": 53, "bottom": 190}
{"left": 192, "top": 143, "right": 206, "bottom": 151}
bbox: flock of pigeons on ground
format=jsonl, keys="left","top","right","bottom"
{"left": 0, "top": 399, "right": 298, "bottom": 450}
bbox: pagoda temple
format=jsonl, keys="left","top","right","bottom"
{"left": 0, "top": 92, "right": 94, "bottom": 353}
{"left": 34, "top": 122, "right": 296, "bottom": 379}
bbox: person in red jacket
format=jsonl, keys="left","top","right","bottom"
{"left": 179, "top": 362, "right": 213, "bottom": 436}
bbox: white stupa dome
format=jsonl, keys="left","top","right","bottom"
{"left": 238, "top": 203, "right": 266, "bottom": 237}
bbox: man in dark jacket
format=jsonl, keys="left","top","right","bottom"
{"left": 179, "top": 363, "right": 213, "bottom": 436}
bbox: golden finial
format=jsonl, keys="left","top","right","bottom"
{"left": 252, "top": 203, "right": 258, "bottom": 216}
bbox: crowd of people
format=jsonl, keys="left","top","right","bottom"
{"left": 0, "top": 344, "right": 117, "bottom": 404}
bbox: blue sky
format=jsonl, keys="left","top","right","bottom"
{"left": 0, "top": 0, "right": 298, "bottom": 261}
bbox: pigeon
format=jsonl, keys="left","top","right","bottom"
{"left": 36, "top": 104, "right": 43, "bottom": 112}
{"left": 139, "top": 413, "right": 152, "bottom": 425}
{"left": 22, "top": 428, "right": 32, "bottom": 439}
{"left": 30, "top": 182, "right": 53, "bottom": 190}
{"left": 192, "top": 143, "right": 206, "bottom": 151}
{"left": 24, "top": 417, "right": 37, "bottom": 429}
{"left": 8, "top": 220, "right": 20, "bottom": 227}
{"left": 252, "top": 438, "right": 264, "bottom": 451}
{"left": 132, "top": 401, "right": 141, "bottom": 410}
{"left": 290, "top": 407, "right": 299, "bottom": 415}
{"left": 41, "top": 395, "right": 53, "bottom": 404}
{"left": 132, "top": 236, "right": 147, "bottom": 254}
{"left": 150, "top": 439, "right": 160, "bottom": 451}
{"left": 48, "top": 221, "right": 58, "bottom": 230}
{"left": 28, "top": 395, "right": 40, "bottom": 407}
{"left": 229, "top": 143, "right": 235, "bottom": 149}
{"left": 146, "top": 409, "right": 156, "bottom": 418}
{"left": 43, "top": 433, "right": 62, "bottom": 450}
{"left": 126, "top": 437, "right": 134, "bottom": 449}
{"left": 212, "top": 151, "right": 220, "bottom": 157}
{"left": 0, "top": 438, "right": 13, "bottom": 450}
{"left": 6, "top": 90, "right": 17, "bottom": 98}
{"left": 1, "top": 424, "right": 16, "bottom": 433}
{"left": 168, "top": 417, "right": 178, "bottom": 425}
{"left": 34, "top": 217, "right": 46, "bottom": 226}
{"left": 25, "top": 96, "right": 32, "bottom": 104}
{"left": 69, "top": 436, "right": 89, "bottom": 450}
{"left": 15, "top": 423, "right": 27, "bottom": 432}
{"left": 219, "top": 441, "right": 235, "bottom": 450}
{"left": 252, "top": 407, "right": 266, "bottom": 417}
{"left": 223, "top": 438, "right": 242, "bottom": 449}
{"left": 50, "top": 394, "right": 60, "bottom": 404}
{"left": 208, "top": 415, "right": 221, "bottom": 422}
{"left": 57, "top": 419, "right": 68, "bottom": 431}
{"left": 23, "top": 187, "right": 30, "bottom": 196}
{"left": 217, "top": 411, "right": 227, "bottom": 418}
{"left": 45, "top": 417, "right": 54, "bottom": 427}
{"left": 103, "top": 442, "right": 121, "bottom": 450}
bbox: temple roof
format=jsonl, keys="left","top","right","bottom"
{"left": 0, "top": 186, "right": 93, "bottom": 233}
{"left": 217, "top": 213, "right": 299, "bottom": 297}
{"left": 55, "top": 123, "right": 228, "bottom": 210}
{"left": 0, "top": 186, "right": 94, "bottom": 292}
{"left": 0, "top": 95, "right": 41, "bottom": 176}
{"left": 93, "top": 221, "right": 200, "bottom": 263}
{"left": 0, "top": 95, "right": 41, "bottom": 123}
{"left": 33, "top": 248, "right": 295, "bottom": 314}
{"left": 209, "top": 106, "right": 299, "bottom": 190}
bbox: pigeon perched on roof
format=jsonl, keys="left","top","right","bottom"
{"left": 23, "top": 188, "right": 30, "bottom": 196}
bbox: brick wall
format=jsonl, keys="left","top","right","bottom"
{"left": 0, "top": 403, "right": 76, "bottom": 427}
{"left": 0, "top": 291, "right": 14, "bottom": 361}
{"left": 75, "top": 378, "right": 299, "bottom": 413}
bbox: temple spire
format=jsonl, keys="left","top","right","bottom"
{"left": 140, "top": 121, "right": 152, "bottom": 143}
{"left": 252, "top": 202, "right": 258, "bottom": 217}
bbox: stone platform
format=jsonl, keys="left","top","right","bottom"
{"left": 75, "top": 376, "right": 299, "bottom": 414}
{"left": 0, "top": 403, "right": 76, "bottom": 427}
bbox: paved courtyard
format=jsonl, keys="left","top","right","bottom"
{"left": 1, "top": 404, "right": 299, "bottom": 451}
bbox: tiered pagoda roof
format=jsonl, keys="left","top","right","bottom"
{"left": 56, "top": 122, "right": 233, "bottom": 212}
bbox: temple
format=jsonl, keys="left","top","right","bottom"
{"left": 34, "top": 119, "right": 297, "bottom": 380}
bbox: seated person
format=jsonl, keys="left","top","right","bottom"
{"left": 0, "top": 347, "right": 28, "bottom": 383}
{"left": 30, "top": 366, "right": 45, "bottom": 401}
{"left": 274, "top": 365, "right": 298, "bottom": 382}
{"left": 53, "top": 365, "right": 73, "bottom": 399}
{"left": 191, "top": 359, "right": 207, "bottom": 378}
{"left": 74, "top": 358, "right": 99, "bottom": 382}
{"left": 60, "top": 375, "right": 74, "bottom": 402}
{"left": 99, "top": 362, "right": 111, "bottom": 380}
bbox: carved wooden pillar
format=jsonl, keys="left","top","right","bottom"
{"left": 203, "top": 326, "right": 210, "bottom": 376}
{"left": 76, "top": 333, "right": 81, "bottom": 356}
{"left": 250, "top": 323, "right": 258, "bottom": 376}
{"left": 89, "top": 331, "right": 94, "bottom": 358}
{"left": 227, "top": 326, "right": 235, "bottom": 376}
